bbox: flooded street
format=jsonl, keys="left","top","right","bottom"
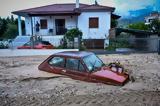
{"left": 0, "top": 53, "right": 160, "bottom": 106}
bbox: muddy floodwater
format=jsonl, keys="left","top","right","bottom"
{"left": 0, "top": 53, "right": 160, "bottom": 106}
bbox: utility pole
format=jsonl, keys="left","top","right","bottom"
{"left": 30, "top": 16, "right": 34, "bottom": 49}
{"left": 158, "top": 39, "right": 160, "bottom": 55}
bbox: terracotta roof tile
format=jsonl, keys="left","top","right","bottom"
{"left": 80, "top": 4, "right": 115, "bottom": 12}
{"left": 12, "top": 3, "right": 115, "bottom": 16}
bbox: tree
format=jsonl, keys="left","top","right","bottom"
{"left": 0, "top": 18, "right": 7, "bottom": 38}
{"left": 3, "top": 23, "right": 18, "bottom": 39}
{"left": 0, "top": 16, "right": 25, "bottom": 39}
{"left": 149, "top": 19, "right": 160, "bottom": 36}
{"left": 10, "top": 15, "right": 14, "bottom": 23}
{"left": 111, "top": 19, "right": 118, "bottom": 28}
{"left": 128, "top": 22, "right": 149, "bottom": 30}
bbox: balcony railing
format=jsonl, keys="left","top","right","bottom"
{"left": 48, "top": 26, "right": 77, "bottom": 35}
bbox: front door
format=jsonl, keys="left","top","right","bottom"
{"left": 55, "top": 19, "right": 65, "bottom": 35}
{"left": 64, "top": 58, "right": 89, "bottom": 81}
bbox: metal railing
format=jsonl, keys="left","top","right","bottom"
{"left": 35, "top": 26, "right": 77, "bottom": 36}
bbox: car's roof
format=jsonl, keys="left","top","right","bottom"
{"left": 53, "top": 51, "right": 94, "bottom": 58}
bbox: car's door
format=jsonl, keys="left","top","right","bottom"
{"left": 48, "top": 56, "right": 65, "bottom": 74}
{"left": 64, "top": 58, "right": 89, "bottom": 81}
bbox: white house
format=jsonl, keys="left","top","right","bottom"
{"left": 12, "top": 0, "right": 120, "bottom": 49}
{"left": 145, "top": 11, "right": 160, "bottom": 25}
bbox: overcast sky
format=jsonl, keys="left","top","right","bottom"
{"left": 0, "top": 0, "right": 156, "bottom": 18}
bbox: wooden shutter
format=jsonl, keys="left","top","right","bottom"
{"left": 89, "top": 17, "right": 99, "bottom": 28}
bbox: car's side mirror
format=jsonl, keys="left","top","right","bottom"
{"left": 88, "top": 66, "right": 93, "bottom": 71}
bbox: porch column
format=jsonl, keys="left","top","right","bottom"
{"left": 30, "top": 16, "right": 33, "bottom": 35}
{"left": 18, "top": 15, "right": 22, "bottom": 36}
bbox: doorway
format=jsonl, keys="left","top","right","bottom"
{"left": 55, "top": 19, "right": 66, "bottom": 35}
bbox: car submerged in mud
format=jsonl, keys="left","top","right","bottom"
{"left": 38, "top": 51, "right": 129, "bottom": 86}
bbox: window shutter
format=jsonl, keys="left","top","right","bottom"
{"left": 89, "top": 17, "right": 99, "bottom": 28}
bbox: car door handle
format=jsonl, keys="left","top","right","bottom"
{"left": 62, "top": 70, "right": 66, "bottom": 73}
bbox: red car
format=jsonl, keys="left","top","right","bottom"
{"left": 17, "top": 41, "right": 54, "bottom": 49}
{"left": 38, "top": 51, "right": 129, "bottom": 86}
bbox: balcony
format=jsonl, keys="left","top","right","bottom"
{"left": 48, "top": 26, "right": 77, "bottom": 36}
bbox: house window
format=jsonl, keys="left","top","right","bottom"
{"left": 40, "top": 19, "right": 47, "bottom": 29}
{"left": 89, "top": 17, "right": 99, "bottom": 28}
{"left": 149, "top": 19, "right": 154, "bottom": 23}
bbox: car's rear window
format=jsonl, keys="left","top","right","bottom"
{"left": 49, "top": 57, "right": 65, "bottom": 68}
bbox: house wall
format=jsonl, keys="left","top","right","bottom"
{"left": 25, "top": 16, "right": 77, "bottom": 36}
{"left": 25, "top": 12, "right": 111, "bottom": 38}
{"left": 24, "top": 16, "right": 77, "bottom": 46}
{"left": 78, "top": 12, "right": 111, "bottom": 39}
{"left": 145, "top": 14, "right": 160, "bottom": 25}
{"left": 24, "top": 12, "right": 111, "bottom": 48}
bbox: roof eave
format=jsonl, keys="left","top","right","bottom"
{"left": 28, "top": 13, "right": 81, "bottom": 16}
{"left": 111, "top": 14, "right": 121, "bottom": 19}
{"left": 12, "top": 11, "right": 29, "bottom": 17}
{"left": 12, "top": 11, "right": 81, "bottom": 17}
{"left": 80, "top": 7, "right": 115, "bottom": 12}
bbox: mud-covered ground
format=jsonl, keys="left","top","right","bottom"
{"left": 0, "top": 53, "right": 160, "bottom": 106}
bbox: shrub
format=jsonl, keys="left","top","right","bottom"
{"left": 65, "top": 28, "right": 82, "bottom": 41}
{"left": 106, "top": 39, "right": 132, "bottom": 51}
{"left": 0, "top": 41, "right": 9, "bottom": 49}
{"left": 128, "top": 22, "right": 149, "bottom": 30}
{"left": 65, "top": 28, "right": 83, "bottom": 49}
{"left": 149, "top": 19, "right": 160, "bottom": 35}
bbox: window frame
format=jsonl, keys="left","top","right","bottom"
{"left": 40, "top": 19, "right": 48, "bottom": 29}
{"left": 65, "top": 58, "right": 86, "bottom": 72}
{"left": 89, "top": 17, "right": 99, "bottom": 28}
{"left": 78, "top": 61, "right": 85, "bottom": 72}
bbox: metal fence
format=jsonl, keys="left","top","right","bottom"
{"left": 106, "top": 38, "right": 160, "bottom": 53}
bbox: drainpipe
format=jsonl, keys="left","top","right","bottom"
{"left": 76, "top": 16, "right": 78, "bottom": 28}
{"left": 30, "top": 16, "right": 34, "bottom": 49}
{"left": 75, "top": 0, "right": 79, "bottom": 29}
{"left": 158, "top": 39, "right": 160, "bottom": 55}
{"left": 31, "top": 16, "right": 33, "bottom": 36}
{"left": 76, "top": 0, "right": 79, "bottom": 8}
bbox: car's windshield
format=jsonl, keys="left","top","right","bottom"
{"left": 83, "top": 54, "right": 104, "bottom": 72}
